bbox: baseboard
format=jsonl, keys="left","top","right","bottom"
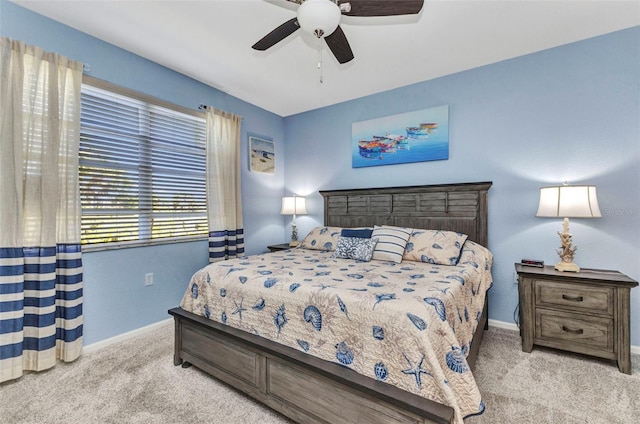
{"left": 488, "top": 318, "right": 519, "bottom": 332}
{"left": 488, "top": 318, "right": 640, "bottom": 355}
{"left": 83, "top": 318, "right": 173, "bottom": 354}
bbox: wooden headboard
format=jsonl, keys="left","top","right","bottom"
{"left": 319, "top": 181, "right": 492, "bottom": 247}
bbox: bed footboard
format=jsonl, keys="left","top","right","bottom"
{"left": 169, "top": 307, "right": 456, "bottom": 424}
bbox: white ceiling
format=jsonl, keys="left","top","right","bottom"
{"left": 12, "top": 0, "right": 640, "bottom": 117}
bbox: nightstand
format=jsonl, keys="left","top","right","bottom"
{"left": 516, "top": 263, "right": 638, "bottom": 374}
{"left": 267, "top": 243, "right": 293, "bottom": 252}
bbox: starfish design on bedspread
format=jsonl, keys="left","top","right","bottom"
{"left": 232, "top": 297, "right": 246, "bottom": 320}
{"left": 401, "top": 353, "right": 431, "bottom": 389}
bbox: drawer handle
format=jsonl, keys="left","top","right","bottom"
{"left": 562, "top": 325, "right": 584, "bottom": 335}
{"left": 562, "top": 294, "right": 583, "bottom": 302}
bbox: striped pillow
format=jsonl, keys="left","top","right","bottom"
{"left": 371, "top": 225, "right": 413, "bottom": 263}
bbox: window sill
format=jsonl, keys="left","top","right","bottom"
{"left": 81, "top": 235, "right": 208, "bottom": 253}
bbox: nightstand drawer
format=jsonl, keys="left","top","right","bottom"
{"left": 535, "top": 280, "right": 613, "bottom": 315}
{"left": 535, "top": 309, "right": 614, "bottom": 352}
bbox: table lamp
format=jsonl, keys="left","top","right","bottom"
{"left": 536, "top": 184, "right": 601, "bottom": 272}
{"left": 281, "top": 196, "right": 307, "bottom": 247}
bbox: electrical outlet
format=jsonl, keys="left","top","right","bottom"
{"left": 145, "top": 273, "right": 154, "bottom": 286}
{"left": 513, "top": 271, "right": 519, "bottom": 284}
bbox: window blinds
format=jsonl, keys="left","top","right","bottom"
{"left": 79, "top": 83, "right": 207, "bottom": 246}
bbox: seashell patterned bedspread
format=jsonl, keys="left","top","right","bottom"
{"left": 180, "top": 240, "right": 493, "bottom": 423}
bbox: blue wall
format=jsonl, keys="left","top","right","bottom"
{"left": 284, "top": 27, "right": 640, "bottom": 345}
{"left": 1, "top": 0, "right": 286, "bottom": 344}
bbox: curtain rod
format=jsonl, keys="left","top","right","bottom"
{"left": 198, "top": 104, "right": 244, "bottom": 120}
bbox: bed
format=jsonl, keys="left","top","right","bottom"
{"left": 169, "top": 181, "right": 492, "bottom": 424}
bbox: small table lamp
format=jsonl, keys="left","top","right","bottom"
{"left": 536, "top": 184, "right": 601, "bottom": 272}
{"left": 281, "top": 196, "right": 307, "bottom": 247}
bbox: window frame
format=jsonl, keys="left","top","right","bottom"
{"left": 80, "top": 76, "right": 208, "bottom": 252}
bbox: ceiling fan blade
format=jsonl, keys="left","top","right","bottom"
{"left": 252, "top": 18, "right": 300, "bottom": 51}
{"left": 340, "top": 0, "right": 424, "bottom": 17}
{"left": 324, "top": 25, "right": 354, "bottom": 64}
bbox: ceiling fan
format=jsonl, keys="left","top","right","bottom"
{"left": 252, "top": 0, "right": 424, "bottom": 64}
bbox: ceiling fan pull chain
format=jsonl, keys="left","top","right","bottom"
{"left": 317, "top": 36, "right": 324, "bottom": 84}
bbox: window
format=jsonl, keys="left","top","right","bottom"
{"left": 79, "top": 78, "right": 207, "bottom": 249}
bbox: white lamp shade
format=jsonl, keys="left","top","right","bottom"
{"left": 297, "top": 0, "right": 341, "bottom": 37}
{"left": 280, "top": 196, "right": 307, "bottom": 215}
{"left": 536, "top": 185, "right": 601, "bottom": 218}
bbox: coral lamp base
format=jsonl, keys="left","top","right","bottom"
{"left": 554, "top": 261, "right": 580, "bottom": 272}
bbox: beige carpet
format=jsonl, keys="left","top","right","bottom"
{"left": 1, "top": 324, "right": 638, "bottom": 423}
{"left": 468, "top": 328, "right": 639, "bottom": 424}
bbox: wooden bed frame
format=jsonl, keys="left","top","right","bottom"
{"left": 169, "top": 181, "right": 492, "bottom": 424}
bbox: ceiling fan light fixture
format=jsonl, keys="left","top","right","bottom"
{"left": 297, "top": 0, "right": 341, "bottom": 38}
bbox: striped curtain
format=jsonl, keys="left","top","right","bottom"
{"left": 0, "top": 38, "right": 84, "bottom": 383}
{"left": 205, "top": 108, "right": 244, "bottom": 262}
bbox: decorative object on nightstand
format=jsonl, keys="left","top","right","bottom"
{"left": 516, "top": 263, "right": 638, "bottom": 374}
{"left": 536, "top": 183, "right": 601, "bottom": 272}
{"left": 280, "top": 196, "right": 307, "bottom": 247}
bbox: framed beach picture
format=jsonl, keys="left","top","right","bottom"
{"left": 249, "top": 135, "right": 275, "bottom": 174}
{"left": 352, "top": 105, "right": 449, "bottom": 168}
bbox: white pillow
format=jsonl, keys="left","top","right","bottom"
{"left": 403, "top": 229, "right": 469, "bottom": 265}
{"left": 371, "top": 225, "right": 413, "bottom": 263}
{"left": 299, "top": 226, "right": 342, "bottom": 251}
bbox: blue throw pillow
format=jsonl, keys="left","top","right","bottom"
{"left": 341, "top": 228, "right": 373, "bottom": 238}
{"left": 332, "top": 236, "right": 378, "bottom": 262}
